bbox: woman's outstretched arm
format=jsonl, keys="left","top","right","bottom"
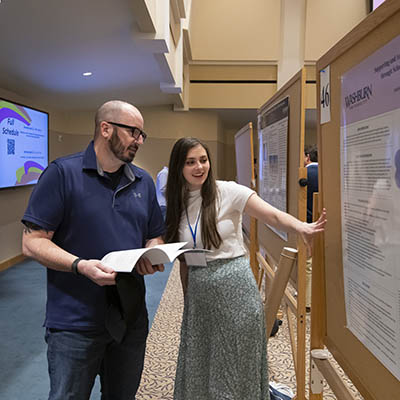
{"left": 244, "top": 193, "right": 327, "bottom": 253}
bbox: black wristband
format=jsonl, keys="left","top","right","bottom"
{"left": 71, "top": 257, "right": 83, "bottom": 275}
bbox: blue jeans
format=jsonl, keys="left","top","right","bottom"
{"left": 45, "top": 321, "right": 148, "bottom": 400}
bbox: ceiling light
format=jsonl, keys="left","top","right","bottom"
{"left": 82, "top": 72, "right": 92, "bottom": 77}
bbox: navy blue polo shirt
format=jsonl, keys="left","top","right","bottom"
{"left": 22, "top": 141, "right": 165, "bottom": 331}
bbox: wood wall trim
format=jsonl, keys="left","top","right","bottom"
{"left": 0, "top": 254, "right": 26, "bottom": 273}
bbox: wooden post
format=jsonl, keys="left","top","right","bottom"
{"left": 265, "top": 247, "right": 298, "bottom": 338}
{"left": 309, "top": 193, "right": 326, "bottom": 400}
{"left": 296, "top": 165, "right": 308, "bottom": 400}
{"left": 312, "top": 358, "right": 357, "bottom": 400}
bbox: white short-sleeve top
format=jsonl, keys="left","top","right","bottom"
{"left": 178, "top": 180, "right": 255, "bottom": 261}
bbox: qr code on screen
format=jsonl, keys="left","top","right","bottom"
{"left": 7, "top": 139, "right": 15, "bottom": 155}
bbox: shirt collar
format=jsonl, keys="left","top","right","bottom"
{"left": 82, "top": 141, "right": 142, "bottom": 182}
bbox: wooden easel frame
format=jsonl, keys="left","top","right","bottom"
{"left": 253, "top": 68, "right": 309, "bottom": 400}
{"left": 311, "top": 2, "right": 400, "bottom": 399}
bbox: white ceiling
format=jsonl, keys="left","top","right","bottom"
{"left": 0, "top": 0, "right": 177, "bottom": 110}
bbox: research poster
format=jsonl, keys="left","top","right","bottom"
{"left": 258, "top": 97, "right": 289, "bottom": 241}
{"left": 0, "top": 100, "right": 48, "bottom": 188}
{"left": 341, "top": 34, "right": 400, "bottom": 380}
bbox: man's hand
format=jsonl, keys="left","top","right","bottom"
{"left": 135, "top": 257, "right": 165, "bottom": 275}
{"left": 78, "top": 259, "right": 117, "bottom": 286}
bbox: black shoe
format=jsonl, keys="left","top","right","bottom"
{"left": 270, "top": 319, "right": 282, "bottom": 337}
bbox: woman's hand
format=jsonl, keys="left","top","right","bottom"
{"left": 135, "top": 235, "right": 165, "bottom": 275}
{"left": 135, "top": 257, "right": 165, "bottom": 275}
{"left": 244, "top": 194, "right": 327, "bottom": 255}
{"left": 299, "top": 208, "right": 327, "bottom": 255}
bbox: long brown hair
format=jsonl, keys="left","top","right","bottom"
{"left": 165, "top": 137, "right": 222, "bottom": 249}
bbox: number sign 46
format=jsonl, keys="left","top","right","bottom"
{"left": 320, "top": 65, "right": 331, "bottom": 124}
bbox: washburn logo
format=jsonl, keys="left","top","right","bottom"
{"left": 345, "top": 85, "right": 373, "bottom": 108}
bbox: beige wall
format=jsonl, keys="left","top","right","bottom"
{"left": 190, "top": 0, "right": 280, "bottom": 61}
{"left": 223, "top": 128, "right": 238, "bottom": 181}
{"left": 305, "top": 0, "right": 368, "bottom": 61}
{"left": 50, "top": 110, "right": 94, "bottom": 136}
{"left": 278, "top": 0, "right": 306, "bottom": 88}
{"left": 216, "top": 118, "right": 225, "bottom": 179}
{"left": 190, "top": 0, "right": 366, "bottom": 64}
{"left": 305, "top": 109, "right": 317, "bottom": 147}
{"left": 137, "top": 105, "right": 222, "bottom": 179}
{"left": 305, "top": 127, "right": 317, "bottom": 147}
{"left": 141, "top": 105, "right": 219, "bottom": 141}
{"left": 50, "top": 132, "right": 92, "bottom": 161}
{"left": 0, "top": 186, "right": 32, "bottom": 263}
{"left": 189, "top": 83, "right": 277, "bottom": 109}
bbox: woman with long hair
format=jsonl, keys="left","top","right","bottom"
{"left": 165, "top": 137, "right": 326, "bottom": 400}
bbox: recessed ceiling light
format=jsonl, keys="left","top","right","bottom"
{"left": 82, "top": 72, "right": 92, "bottom": 77}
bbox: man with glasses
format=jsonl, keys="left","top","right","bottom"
{"left": 21, "top": 100, "right": 165, "bottom": 400}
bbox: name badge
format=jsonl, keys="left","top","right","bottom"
{"left": 184, "top": 252, "right": 207, "bottom": 267}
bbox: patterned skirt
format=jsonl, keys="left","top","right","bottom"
{"left": 173, "top": 256, "right": 270, "bottom": 400}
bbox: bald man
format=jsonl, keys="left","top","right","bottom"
{"left": 22, "top": 100, "right": 165, "bottom": 399}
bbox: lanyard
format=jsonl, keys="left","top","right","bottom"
{"left": 185, "top": 208, "right": 201, "bottom": 249}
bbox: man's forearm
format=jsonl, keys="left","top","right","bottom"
{"left": 22, "top": 225, "right": 77, "bottom": 272}
{"left": 22, "top": 224, "right": 117, "bottom": 285}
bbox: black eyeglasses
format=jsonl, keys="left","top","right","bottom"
{"left": 106, "top": 121, "right": 147, "bottom": 142}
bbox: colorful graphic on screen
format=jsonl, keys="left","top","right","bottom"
{"left": 0, "top": 100, "right": 32, "bottom": 126}
{"left": 15, "top": 161, "right": 45, "bottom": 186}
{"left": 0, "top": 99, "right": 48, "bottom": 189}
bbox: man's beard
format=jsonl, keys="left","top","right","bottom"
{"left": 109, "top": 128, "right": 137, "bottom": 163}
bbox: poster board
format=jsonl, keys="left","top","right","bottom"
{"left": 234, "top": 122, "right": 255, "bottom": 236}
{"left": 258, "top": 97, "right": 289, "bottom": 241}
{"left": 257, "top": 69, "right": 307, "bottom": 274}
{"left": 257, "top": 68, "right": 309, "bottom": 400}
{"left": 316, "top": 1, "right": 400, "bottom": 398}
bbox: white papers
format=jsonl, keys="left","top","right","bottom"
{"left": 258, "top": 97, "right": 289, "bottom": 241}
{"left": 101, "top": 242, "right": 210, "bottom": 272}
{"left": 340, "top": 34, "right": 400, "bottom": 380}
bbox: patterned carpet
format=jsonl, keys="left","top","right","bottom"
{"left": 136, "top": 262, "right": 183, "bottom": 399}
{"left": 136, "top": 261, "right": 363, "bottom": 400}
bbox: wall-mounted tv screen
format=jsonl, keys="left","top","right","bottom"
{"left": 0, "top": 98, "right": 49, "bottom": 189}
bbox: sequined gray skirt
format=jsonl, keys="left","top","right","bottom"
{"left": 173, "top": 256, "right": 270, "bottom": 400}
